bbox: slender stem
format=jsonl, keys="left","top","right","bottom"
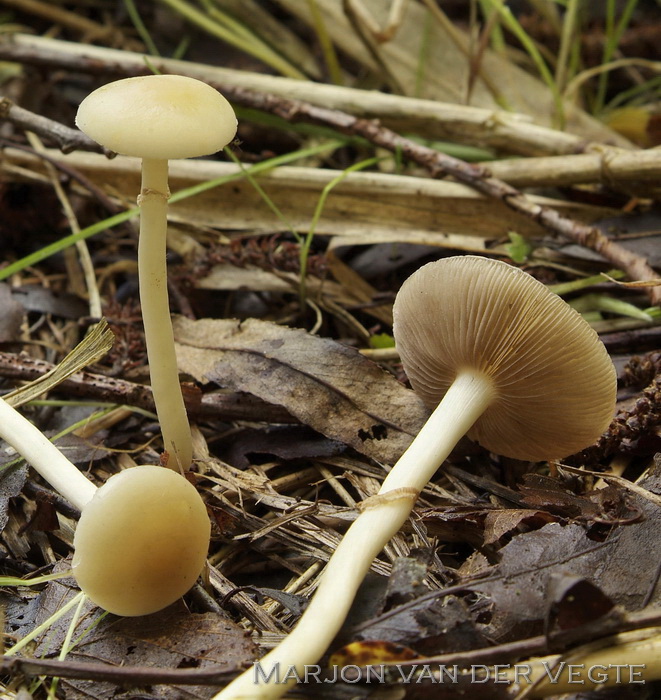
{"left": 214, "top": 370, "right": 495, "bottom": 699}
{"left": 138, "top": 158, "right": 192, "bottom": 470}
{"left": 0, "top": 399, "right": 96, "bottom": 510}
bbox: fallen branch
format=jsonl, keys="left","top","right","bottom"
{"left": 0, "top": 654, "right": 237, "bottom": 686}
{"left": 225, "top": 87, "right": 660, "bottom": 306}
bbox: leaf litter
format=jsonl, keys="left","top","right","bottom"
{"left": 173, "top": 316, "right": 429, "bottom": 464}
{"left": 3, "top": 570, "right": 257, "bottom": 700}
{"left": 1, "top": 2, "right": 661, "bottom": 698}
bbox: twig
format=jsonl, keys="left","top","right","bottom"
{"left": 0, "top": 98, "right": 110, "bottom": 156}
{"left": 0, "top": 654, "right": 237, "bottom": 686}
{"left": 600, "top": 325, "right": 661, "bottom": 354}
{"left": 0, "top": 351, "right": 296, "bottom": 424}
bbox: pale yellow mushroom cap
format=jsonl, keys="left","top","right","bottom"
{"left": 76, "top": 74, "right": 237, "bottom": 160}
{"left": 393, "top": 256, "right": 617, "bottom": 461}
{"left": 72, "top": 465, "right": 210, "bottom": 616}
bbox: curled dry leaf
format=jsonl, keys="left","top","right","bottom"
{"left": 173, "top": 317, "right": 428, "bottom": 463}
{"left": 0, "top": 463, "right": 27, "bottom": 533}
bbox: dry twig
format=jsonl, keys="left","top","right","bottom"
{"left": 0, "top": 351, "right": 295, "bottom": 424}
{"left": 0, "top": 98, "right": 109, "bottom": 155}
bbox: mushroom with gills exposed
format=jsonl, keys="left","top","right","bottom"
{"left": 76, "top": 75, "right": 237, "bottom": 471}
{"left": 0, "top": 397, "right": 210, "bottom": 617}
{"left": 214, "top": 255, "right": 617, "bottom": 699}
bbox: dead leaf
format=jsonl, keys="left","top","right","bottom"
{"left": 27, "top": 574, "right": 257, "bottom": 700}
{"left": 236, "top": 585, "right": 308, "bottom": 617}
{"left": 219, "top": 425, "right": 347, "bottom": 469}
{"left": 420, "top": 504, "right": 558, "bottom": 548}
{"left": 344, "top": 557, "right": 490, "bottom": 657}
{"left": 518, "top": 474, "right": 642, "bottom": 525}
{"left": 382, "top": 555, "right": 431, "bottom": 609}
{"left": 518, "top": 473, "right": 602, "bottom": 519}
{"left": 482, "top": 509, "right": 558, "bottom": 546}
{"left": 462, "top": 469, "right": 661, "bottom": 642}
{"left": 174, "top": 317, "right": 428, "bottom": 464}
{"left": 330, "top": 639, "right": 419, "bottom": 668}
{"left": 0, "top": 463, "right": 28, "bottom": 533}
{"left": 546, "top": 575, "right": 615, "bottom": 633}
{"left": 50, "top": 434, "right": 111, "bottom": 465}
{"left": 11, "top": 285, "right": 87, "bottom": 320}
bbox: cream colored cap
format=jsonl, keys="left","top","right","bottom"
{"left": 72, "top": 465, "right": 210, "bottom": 616}
{"left": 76, "top": 74, "right": 237, "bottom": 160}
{"left": 393, "top": 256, "right": 617, "bottom": 461}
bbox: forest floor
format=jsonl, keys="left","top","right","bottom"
{"left": 0, "top": 1, "right": 661, "bottom": 699}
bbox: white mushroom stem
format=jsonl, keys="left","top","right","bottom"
{"left": 138, "top": 158, "right": 192, "bottom": 471}
{"left": 0, "top": 397, "right": 96, "bottom": 510}
{"left": 215, "top": 370, "right": 495, "bottom": 700}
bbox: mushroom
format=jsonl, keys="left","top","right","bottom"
{"left": 0, "top": 396, "right": 210, "bottom": 616}
{"left": 76, "top": 75, "right": 237, "bottom": 470}
{"left": 214, "top": 255, "right": 617, "bottom": 699}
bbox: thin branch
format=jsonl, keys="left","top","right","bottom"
{"left": 0, "top": 655, "right": 237, "bottom": 686}
{"left": 0, "top": 351, "right": 296, "bottom": 424}
{"left": 0, "top": 98, "right": 111, "bottom": 156}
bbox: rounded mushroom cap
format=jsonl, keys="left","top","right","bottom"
{"left": 393, "top": 256, "right": 616, "bottom": 461}
{"left": 72, "top": 465, "right": 210, "bottom": 616}
{"left": 76, "top": 75, "right": 237, "bottom": 160}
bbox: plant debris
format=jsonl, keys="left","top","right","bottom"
{"left": 0, "top": 2, "right": 660, "bottom": 698}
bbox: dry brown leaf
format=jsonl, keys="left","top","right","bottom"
{"left": 0, "top": 463, "right": 27, "bottom": 533}
{"left": 27, "top": 575, "right": 256, "bottom": 700}
{"left": 173, "top": 317, "right": 428, "bottom": 464}
{"left": 465, "top": 478, "right": 661, "bottom": 642}
{"left": 482, "top": 509, "right": 557, "bottom": 546}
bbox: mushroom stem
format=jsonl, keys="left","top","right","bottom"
{"left": 138, "top": 157, "right": 192, "bottom": 470}
{"left": 214, "top": 370, "right": 495, "bottom": 700}
{"left": 0, "top": 397, "right": 96, "bottom": 510}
